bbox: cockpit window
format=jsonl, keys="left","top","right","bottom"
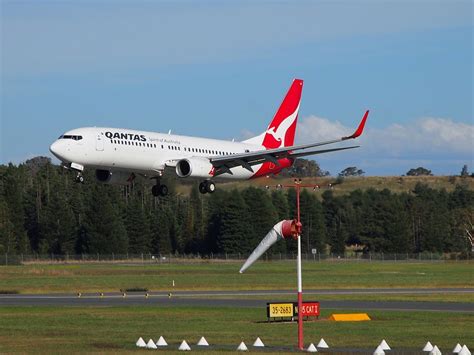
{"left": 59, "top": 135, "right": 83, "bottom": 140}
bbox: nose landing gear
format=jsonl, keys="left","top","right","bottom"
{"left": 199, "top": 180, "right": 215, "bottom": 194}
{"left": 75, "top": 172, "right": 84, "bottom": 184}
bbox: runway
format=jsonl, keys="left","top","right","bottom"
{"left": 1, "top": 288, "right": 473, "bottom": 312}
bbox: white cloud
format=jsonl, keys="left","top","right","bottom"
{"left": 298, "top": 115, "right": 473, "bottom": 157}
{"left": 296, "top": 115, "right": 474, "bottom": 175}
{"left": 297, "top": 116, "right": 352, "bottom": 142}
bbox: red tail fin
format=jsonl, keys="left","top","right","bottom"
{"left": 263, "top": 79, "right": 303, "bottom": 149}
{"left": 243, "top": 79, "right": 303, "bottom": 149}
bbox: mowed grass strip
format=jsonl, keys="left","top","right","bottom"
{"left": 0, "top": 261, "right": 472, "bottom": 294}
{"left": 0, "top": 306, "right": 472, "bottom": 354}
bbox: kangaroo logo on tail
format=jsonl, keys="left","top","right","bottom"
{"left": 263, "top": 103, "right": 300, "bottom": 149}
{"left": 243, "top": 79, "right": 303, "bottom": 149}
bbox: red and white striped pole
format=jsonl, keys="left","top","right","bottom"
{"left": 241, "top": 178, "right": 320, "bottom": 351}
{"left": 295, "top": 180, "right": 304, "bottom": 350}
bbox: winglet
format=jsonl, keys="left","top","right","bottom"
{"left": 343, "top": 110, "right": 369, "bottom": 140}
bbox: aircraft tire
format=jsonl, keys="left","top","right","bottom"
{"left": 199, "top": 182, "right": 207, "bottom": 194}
{"left": 152, "top": 185, "right": 160, "bottom": 197}
{"left": 206, "top": 181, "right": 216, "bottom": 193}
{"left": 159, "top": 184, "right": 168, "bottom": 197}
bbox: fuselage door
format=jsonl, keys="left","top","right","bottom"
{"left": 96, "top": 133, "right": 104, "bottom": 151}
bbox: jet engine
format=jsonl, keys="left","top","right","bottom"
{"left": 95, "top": 169, "right": 135, "bottom": 185}
{"left": 176, "top": 158, "right": 214, "bottom": 178}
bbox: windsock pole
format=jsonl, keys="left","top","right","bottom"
{"left": 240, "top": 179, "right": 317, "bottom": 351}
{"left": 296, "top": 180, "right": 304, "bottom": 350}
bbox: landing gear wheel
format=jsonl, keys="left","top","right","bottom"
{"left": 199, "top": 182, "right": 207, "bottom": 194}
{"left": 152, "top": 184, "right": 168, "bottom": 197}
{"left": 159, "top": 184, "right": 168, "bottom": 197}
{"left": 199, "top": 181, "right": 215, "bottom": 194}
{"left": 206, "top": 181, "right": 215, "bottom": 193}
{"left": 75, "top": 173, "right": 84, "bottom": 184}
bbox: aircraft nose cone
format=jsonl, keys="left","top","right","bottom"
{"left": 49, "top": 141, "right": 62, "bottom": 160}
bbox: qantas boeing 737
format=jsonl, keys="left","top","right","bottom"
{"left": 49, "top": 79, "right": 369, "bottom": 196}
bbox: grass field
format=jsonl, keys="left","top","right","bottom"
{"left": 1, "top": 261, "right": 472, "bottom": 353}
{"left": 1, "top": 261, "right": 472, "bottom": 295}
{"left": 0, "top": 306, "right": 472, "bottom": 354}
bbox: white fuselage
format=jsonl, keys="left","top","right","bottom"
{"left": 50, "top": 127, "right": 265, "bottom": 180}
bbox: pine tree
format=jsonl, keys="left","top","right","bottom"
{"left": 1, "top": 164, "right": 29, "bottom": 253}
{"left": 125, "top": 194, "right": 152, "bottom": 254}
{"left": 322, "top": 190, "right": 347, "bottom": 254}
{"left": 150, "top": 203, "right": 174, "bottom": 255}
{"left": 241, "top": 187, "right": 278, "bottom": 250}
{"left": 83, "top": 185, "right": 128, "bottom": 254}
{"left": 299, "top": 190, "right": 327, "bottom": 254}
{"left": 209, "top": 190, "right": 252, "bottom": 254}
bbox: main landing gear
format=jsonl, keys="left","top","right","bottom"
{"left": 199, "top": 180, "right": 215, "bottom": 194}
{"left": 152, "top": 182, "right": 168, "bottom": 197}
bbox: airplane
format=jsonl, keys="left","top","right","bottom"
{"left": 49, "top": 79, "right": 369, "bottom": 197}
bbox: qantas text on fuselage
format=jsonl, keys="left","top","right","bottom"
{"left": 50, "top": 79, "right": 369, "bottom": 197}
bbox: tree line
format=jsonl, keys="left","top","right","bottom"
{"left": 0, "top": 157, "right": 472, "bottom": 256}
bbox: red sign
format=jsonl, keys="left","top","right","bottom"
{"left": 294, "top": 302, "right": 320, "bottom": 317}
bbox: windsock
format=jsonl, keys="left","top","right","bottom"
{"left": 240, "top": 219, "right": 301, "bottom": 273}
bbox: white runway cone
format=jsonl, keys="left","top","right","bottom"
{"left": 197, "top": 336, "right": 209, "bottom": 346}
{"left": 317, "top": 338, "right": 329, "bottom": 348}
{"left": 253, "top": 337, "right": 265, "bottom": 347}
{"left": 136, "top": 337, "right": 146, "bottom": 348}
{"left": 429, "top": 345, "right": 442, "bottom": 355}
{"left": 307, "top": 343, "right": 318, "bottom": 352}
{"left": 156, "top": 336, "right": 168, "bottom": 347}
{"left": 373, "top": 345, "right": 385, "bottom": 355}
{"left": 237, "top": 341, "right": 248, "bottom": 351}
{"left": 178, "top": 340, "right": 191, "bottom": 351}
{"left": 453, "top": 344, "right": 462, "bottom": 353}
{"left": 380, "top": 339, "right": 391, "bottom": 351}
{"left": 459, "top": 345, "right": 471, "bottom": 355}
{"left": 146, "top": 339, "right": 157, "bottom": 349}
{"left": 423, "top": 342, "right": 434, "bottom": 352}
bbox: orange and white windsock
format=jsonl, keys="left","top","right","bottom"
{"left": 239, "top": 219, "right": 300, "bottom": 273}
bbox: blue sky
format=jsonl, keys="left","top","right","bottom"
{"left": 1, "top": 1, "right": 472, "bottom": 176}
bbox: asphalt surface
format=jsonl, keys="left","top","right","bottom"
{"left": 1, "top": 288, "right": 473, "bottom": 312}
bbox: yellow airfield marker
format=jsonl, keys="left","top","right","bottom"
{"left": 329, "top": 313, "right": 371, "bottom": 321}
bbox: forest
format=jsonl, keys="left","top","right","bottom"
{"left": 0, "top": 157, "right": 473, "bottom": 257}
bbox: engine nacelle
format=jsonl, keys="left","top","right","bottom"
{"left": 95, "top": 169, "right": 134, "bottom": 185}
{"left": 176, "top": 158, "right": 214, "bottom": 178}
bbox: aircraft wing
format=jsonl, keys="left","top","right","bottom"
{"left": 210, "top": 110, "right": 369, "bottom": 177}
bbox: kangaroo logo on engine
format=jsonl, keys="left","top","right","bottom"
{"left": 105, "top": 132, "right": 146, "bottom": 141}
